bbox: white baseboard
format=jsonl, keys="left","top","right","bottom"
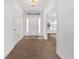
{"left": 57, "top": 50, "right": 65, "bottom": 59}
{"left": 5, "top": 35, "right": 24, "bottom": 58}
{"left": 4, "top": 44, "right": 15, "bottom": 58}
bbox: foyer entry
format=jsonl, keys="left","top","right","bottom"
{"left": 26, "top": 16, "right": 41, "bottom": 36}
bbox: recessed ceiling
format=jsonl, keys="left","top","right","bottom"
{"left": 17, "top": 0, "right": 55, "bottom": 13}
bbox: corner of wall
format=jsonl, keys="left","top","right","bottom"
{"left": 43, "top": 34, "right": 48, "bottom": 39}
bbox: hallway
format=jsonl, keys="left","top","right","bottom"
{"left": 4, "top": 0, "right": 74, "bottom": 59}
{"left": 6, "top": 36, "right": 60, "bottom": 59}
{"left": 5, "top": 0, "right": 58, "bottom": 58}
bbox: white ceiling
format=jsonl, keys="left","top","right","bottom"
{"left": 17, "top": 0, "right": 56, "bottom": 13}
{"left": 17, "top": 0, "right": 49, "bottom": 13}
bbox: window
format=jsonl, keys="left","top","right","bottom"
{"left": 38, "top": 18, "right": 41, "bottom": 33}
{"left": 26, "top": 18, "right": 29, "bottom": 33}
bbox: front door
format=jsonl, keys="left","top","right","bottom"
{"left": 27, "top": 16, "right": 39, "bottom": 35}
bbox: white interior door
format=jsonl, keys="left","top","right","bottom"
{"left": 13, "top": 10, "right": 21, "bottom": 40}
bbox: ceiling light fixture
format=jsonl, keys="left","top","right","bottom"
{"left": 31, "top": 0, "right": 38, "bottom": 7}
